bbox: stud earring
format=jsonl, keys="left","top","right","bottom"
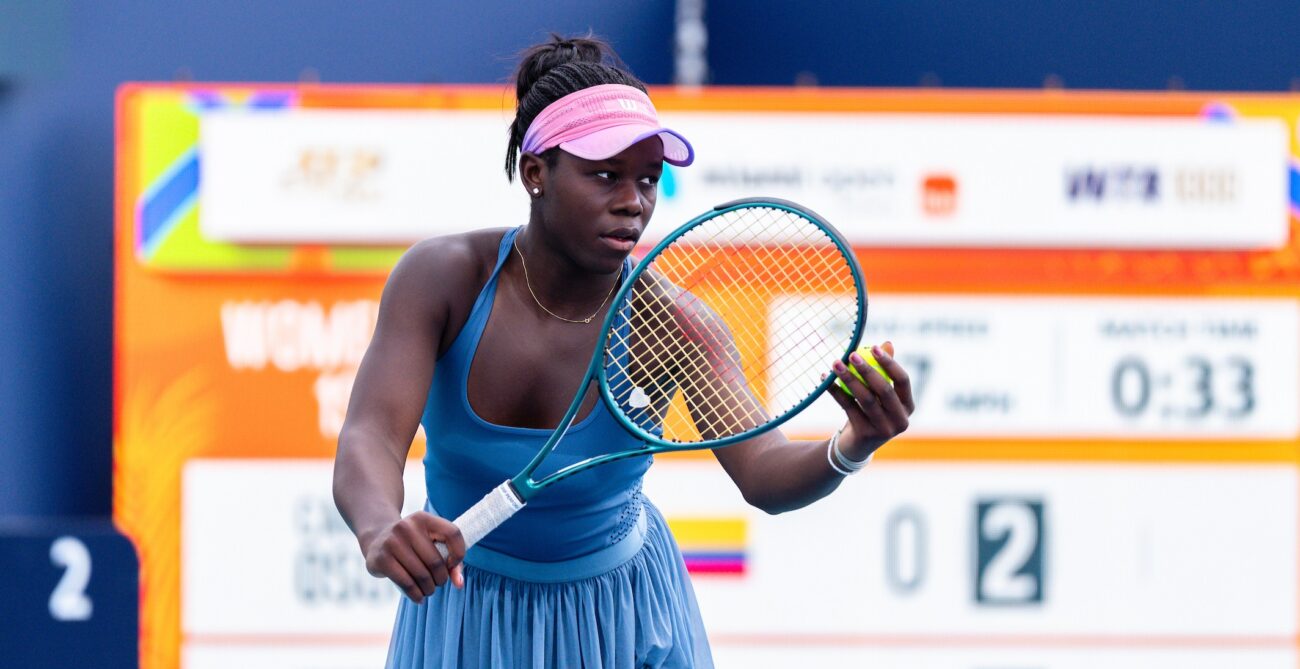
{"left": 531, "top": 187, "right": 540, "bottom": 196}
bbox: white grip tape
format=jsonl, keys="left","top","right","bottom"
{"left": 435, "top": 481, "right": 525, "bottom": 560}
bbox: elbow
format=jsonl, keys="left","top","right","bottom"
{"left": 740, "top": 488, "right": 793, "bottom": 516}
{"left": 331, "top": 456, "right": 348, "bottom": 512}
{"left": 754, "top": 500, "right": 800, "bottom": 516}
{"left": 730, "top": 466, "right": 800, "bottom": 516}
{"left": 331, "top": 428, "right": 358, "bottom": 506}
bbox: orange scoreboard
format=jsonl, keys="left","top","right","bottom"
{"left": 116, "top": 84, "right": 1300, "bottom": 668}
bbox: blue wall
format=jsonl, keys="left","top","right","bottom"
{"left": 2, "top": 0, "right": 1298, "bottom": 518}
{"left": 709, "top": 2, "right": 1300, "bottom": 89}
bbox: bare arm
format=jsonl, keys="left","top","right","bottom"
{"left": 633, "top": 277, "right": 914, "bottom": 514}
{"left": 332, "top": 238, "right": 475, "bottom": 601}
{"left": 712, "top": 344, "right": 914, "bottom": 515}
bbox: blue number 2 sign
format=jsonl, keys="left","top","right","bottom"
{"left": 975, "top": 498, "right": 1045, "bottom": 605}
{"left": 0, "top": 521, "right": 139, "bottom": 668}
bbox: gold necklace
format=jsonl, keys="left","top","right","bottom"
{"left": 512, "top": 239, "right": 620, "bottom": 324}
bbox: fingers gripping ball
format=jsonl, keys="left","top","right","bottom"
{"left": 834, "top": 345, "right": 893, "bottom": 393}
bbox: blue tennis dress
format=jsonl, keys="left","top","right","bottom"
{"left": 386, "top": 227, "right": 714, "bottom": 668}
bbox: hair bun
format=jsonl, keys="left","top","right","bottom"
{"left": 504, "top": 33, "right": 644, "bottom": 181}
{"left": 514, "top": 33, "right": 622, "bottom": 101}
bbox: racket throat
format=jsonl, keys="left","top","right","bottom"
{"left": 515, "top": 368, "right": 602, "bottom": 498}
{"left": 498, "top": 478, "right": 526, "bottom": 505}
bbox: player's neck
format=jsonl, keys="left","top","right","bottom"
{"left": 510, "top": 230, "right": 622, "bottom": 321}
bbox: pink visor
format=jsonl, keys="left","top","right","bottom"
{"left": 521, "top": 84, "right": 694, "bottom": 166}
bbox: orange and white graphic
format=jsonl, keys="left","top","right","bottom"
{"left": 921, "top": 173, "right": 958, "bottom": 216}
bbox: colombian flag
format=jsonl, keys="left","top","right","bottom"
{"left": 668, "top": 517, "right": 748, "bottom": 576}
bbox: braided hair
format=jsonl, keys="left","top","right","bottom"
{"left": 504, "top": 34, "right": 648, "bottom": 182}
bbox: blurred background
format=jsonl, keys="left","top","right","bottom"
{"left": 4, "top": 1, "right": 1300, "bottom": 667}
{"left": 11, "top": 0, "right": 1300, "bottom": 520}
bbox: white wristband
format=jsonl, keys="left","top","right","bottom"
{"left": 826, "top": 437, "right": 854, "bottom": 476}
{"left": 826, "top": 426, "right": 872, "bottom": 476}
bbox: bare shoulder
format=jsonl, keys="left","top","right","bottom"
{"left": 385, "top": 229, "right": 510, "bottom": 303}
{"left": 377, "top": 228, "right": 513, "bottom": 347}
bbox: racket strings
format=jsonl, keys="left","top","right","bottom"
{"left": 680, "top": 207, "right": 858, "bottom": 389}
{"left": 604, "top": 205, "right": 860, "bottom": 444}
{"left": 609, "top": 283, "right": 768, "bottom": 437}
{"left": 607, "top": 289, "right": 744, "bottom": 437}
{"left": 648, "top": 207, "right": 817, "bottom": 366}
{"left": 608, "top": 223, "right": 846, "bottom": 439}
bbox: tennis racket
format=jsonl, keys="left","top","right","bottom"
{"left": 435, "top": 196, "right": 867, "bottom": 558}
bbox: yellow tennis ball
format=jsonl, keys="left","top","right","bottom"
{"left": 835, "top": 345, "right": 893, "bottom": 393}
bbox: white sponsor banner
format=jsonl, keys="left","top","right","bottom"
{"left": 778, "top": 295, "right": 1300, "bottom": 439}
{"left": 198, "top": 109, "right": 1287, "bottom": 249}
{"left": 181, "top": 459, "right": 426, "bottom": 636}
{"left": 652, "top": 113, "right": 1289, "bottom": 250}
{"left": 184, "top": 644, "right": 1297, "bottom": 669}
{"left": 709, "top": 646, "right": 1296, "bottom": 669}
{"left": 184, "top": 459, "right": 1297, "bottom": 652}
{"left": 644, "top": 460, "right": 1298, "bottom": 638}
{"left": 198, "top": 109, "right": 522, "bottom": 244}
{"left": 185, "top": 645, "right": 387, "bottom": 669}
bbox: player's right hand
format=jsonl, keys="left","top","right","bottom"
{"left": 361, "top": 512, "right": 466, "bottom": 604}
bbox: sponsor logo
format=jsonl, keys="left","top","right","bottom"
{"left": 674, "top": 164, "right": 896, "bottom": 211}
{"left": 280, "top": 147, "right": 384, "bottom": 201}
{"left": 1065, "top": 165, "right": 1159, "bottom": 203}
{"left": 1174, "top": 167, "right": 1237, "bottom": 204}
{"left": 699, "top": 165, "right": 803, "bottom": 189}
{"left": 822, "top": 167, "right": 897, "bottom": 214}
{"left": 821, "top": 168, "right": 895, "bottom": 193}
{"left": 615, "top": 98, "right": 648, "bottom": 113}
{"left": 921, "top": 173, "right": 958, "bottom": 216}
{"left": 1065, "top": 165, "right": 1237, "bottom": 205}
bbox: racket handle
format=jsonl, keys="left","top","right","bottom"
{"left": 435, "top": 481, "right": 525, "bottom": 560}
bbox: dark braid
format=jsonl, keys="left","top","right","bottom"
{"left": 505, "top": 34, "right": 647, "bottom": 181}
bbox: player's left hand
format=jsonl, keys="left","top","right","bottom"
{"left": 826, "top": 341, "right": 914, "bottom": 460}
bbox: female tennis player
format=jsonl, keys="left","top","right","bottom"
{"left": 333, "top": 34, "right": 914, "bottom": 668}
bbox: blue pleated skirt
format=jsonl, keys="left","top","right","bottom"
{"left": 385, "top": 501, "right": 714, "bottom": 668}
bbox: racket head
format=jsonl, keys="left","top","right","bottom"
{"left": 597, "top": 197, "right": 867, "bottom": 452}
